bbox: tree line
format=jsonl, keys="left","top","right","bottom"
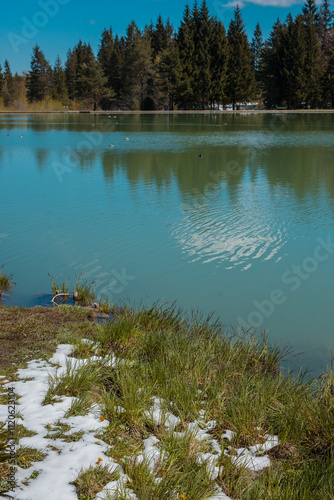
{"left": 1, "top": 0, "right": 333, "bottom": 110}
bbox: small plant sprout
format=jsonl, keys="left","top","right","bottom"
{"left": 48, "top": 273, "right": 69, "bottom": 305}
{"left": 74, "top": 273, "right": 95, "bottom": 306}
{"left": 98, "top": 296, "right": 112, "bottom": 314}
{"left": 0, "top": 265, "right": 15, "bottom": 303}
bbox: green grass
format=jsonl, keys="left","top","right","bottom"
{"left": 85, "top": 303, "right": 334, "bottom": 499}
{"left": 74, "top": 274, "right": 95, "bottom": 306}
{"left": 16, "top": 446, "right": 47, "bottom": 469}
{"left": 48, "top": 273, "right": 69, "bottom": 296}
{"left": 44, "top": 420, "right": 84, "bottom": 443}
{"left": 0, "top": 265, "right": 15, "bottom": 303}
{"left": 2, "top": 302, "right": 334, "bottom": 498}
{"left": 71, "top": 464, "right": 120, "bottom": 500}
{"left": 99, "top": 296, "right": 112, "bottom": 314}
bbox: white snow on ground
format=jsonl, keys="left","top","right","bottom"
{"left": 0, "top": 343, "right": 280, "bottom": 500}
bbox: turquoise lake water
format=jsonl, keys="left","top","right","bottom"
{"left": 1, "top": 112, "right": 334, "bottom": 373}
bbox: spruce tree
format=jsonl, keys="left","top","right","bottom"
{"left": 76, "top": 51, "right": 114, "bottom": 110}
{"left": 325, "top": 47, "right": 334, "bottom": 107}
{"left": 3, "top": 60, "right": 14, "bottom": 106}
{"left": 209, "top": 18, "right": 228, "bottom": 108}
{"left": 251, "top": 22, "right": 264, "bottom": 100}
{"left": 196, "top": 0, "right": 213, "bottom": 108}
{"left": 157, "top": 40, "right": 182, "bottom": 109}
{"left": 281, "top": 14, "right": 307, "bottom": 108}
{"left": 75, "top": 42, "right": 95, "bottom": 100}
{"left": 65, "top": 49, "right": 77, "bottom": 100}
{"left": 122, "top": 22, "right": 153, "bottom": 109}
{"left": 302, "top": 0, "right": 322, "bottom": 107}
{"left": 152, "top": 15, "right": 168, "bottom": 58}
{"left": 318, "top": 0, "right": 334, "bottom": 106}
{"left": 27, "top": 45, "right": 52, "bottom": 102}
{"left": 262, "top": 19, "right": 286, "bottom": 108}
{"left": 12, "top": 73, "right": 27, "bottom": 109}
{"left": 109, "top": 34, "right": 124, "bottom": 103}
{"left": 0, "top": 64, "right": 3, "bottom": 99}
{"left": 97, "top": 27, "right": 114, "bottom": 87}
{"left": 226, "top": 6, "right": 255, "bottom": 109}
{"left": 52, "top": 56, "right": 67, "bottom": 102}
{"left": 176, "top": 4, "right": 196, "bottom": 108}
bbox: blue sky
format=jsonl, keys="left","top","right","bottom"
{"left": 0, "top": 0, "right": 319, "bottom": 74}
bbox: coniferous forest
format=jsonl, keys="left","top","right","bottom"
{"left": 1, "top": 0, "right": 334, "bottom": 111}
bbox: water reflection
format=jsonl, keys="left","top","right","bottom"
{"left": 1, "top": 113, "right": 334, "bottom": 373}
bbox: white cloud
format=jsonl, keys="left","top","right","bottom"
{"left": 224, "top": 0, "right": 245, "bottom": 6}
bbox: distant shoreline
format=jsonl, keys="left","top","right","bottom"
{"left": 1, "top": 109, "right": 334, "bottom": 114}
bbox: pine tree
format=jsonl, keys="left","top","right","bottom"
{"left": 318, "top": 0, "right": 333, "bottom": 52}
{"left": 152, "top": 15, "right": 169, "bottom": 58}
{"left": 122, "top": 22, "right": 153, "bottom": 109}
{"left": 97, "top": 27, "right": 114, "bottom": 87}
{"left": 157, "top": 40, "right": 182, "bottom": 109}
{"left": 76, "top": 51, "right": 114, "bottom": 110}
{"left": 325, "top": 47, "right": 334, "bottom": 107}
{"left": 27, "top": 45, "right": 52, "bottom": 102}
{"left": 3, "top": 60, "right": 14, "bottom": 106}
{"left": 176, "top": 4, "right": 196, "bottom": 108}
{"left": 281, "top": 14, "right": 307, "bottom": 108}
{"left": 196, "top": 0, "right": 213, "bottom": 108}
{"left": 0, "top": 64, "right": 3, "bottom": 99}
{"left": 302, "top": 0, "right": 322, "bottom": 107}
{"left": 75, "top": 42, "right": 95, "bottom": 100}
{"left": 251, "top": 22, "right": 263, "bottom": 73}
{"left": 109, "top": 34, "right": 124, "bottom": 103}
{"left": 226, "top": 6, "right": 255, "bottom": 109}
{"left": 12, "top": 73, "right": 27, "bottom": 109}
{"left": 251, "top": 22, "right": 264, "bottom": 100}
{"left": 209, "top": 18, "right": 228, "bottom": 108}
{"left": 52, "top": 56, "right": 67, "bottom": 102}
{"left": 262, "top": 19, "right": 286, "bottom": 108}
{"left": 318, "top": 0, "right": 334, "bottom": 106}
{"left": 65, "top": 48, "right": 77, "bottom": 100}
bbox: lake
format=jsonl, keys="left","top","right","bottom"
{"left": 1, "top": 112, "right": 334, "bottom": 373}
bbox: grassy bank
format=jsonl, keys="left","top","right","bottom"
{"left": 1, "top": 303, "right": 334, "bottom": 499}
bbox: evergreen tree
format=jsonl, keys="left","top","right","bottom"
{"left": 65, "top": 48, "right": 77, "bottom": 100}
{"left": 281, "top": 14, "right": 307, "bottom": 108}
{"left": 152, "top": 15, "right": 169, "bottom": 58}
{"left": 318, "top": 0, "right": 334, "bottom": 106}
{"left": 74, "top": 42, "right": 96, "bottom": 100}
{"left": 76, "top": 51, "right": 114, "bottom": 110}
{"left": 176, "top": 4, "right": 196, "bottom": 108}
{"left": 0, "top": 64, "right": 3, "bottom": 99}
{"left": 226, "top": 6, "right": 255, "bottom": 109}
{"left": 262, "top": 19, "right": 286, "bottom": 108}
{"left": 319, "top": 0, "right": 333, "bottom": 52}
{"left": 157, "top": 40, "right": 182, "bottom": 109}
{"left": 209, "top": 18, "right": 228, "bottom": 108}
{"left": 303, "top": 0, "right": 320, "bottom": 26}
{"left": 12, "top": 73, "right": 27, "bottom": 109}
{"left": 26, "top": 45, "right": 52, "bottom": 102}
{"left": 122, "top": 22, "right": 153, "bottom": 109}
{"left": 97, "top": 27, "right": 114, "bottom": 87}
{"left": 302, "top": 0, "right": 322, "bottom": 106}
{"left": 325, "top": 46, "right": 334, "bottom": 107}
{"left": 3, "top": 60, "right": 14, "bottom": 106}
{"left": 251, "top": 22, "right": 264, "bottom": 100}
{"left": 52, "top": 56, "right": 67, "bottom": 102}
{"left": 195, "top": 0, "right": 213, "bottom": 108}
{"left": 109, "top": 34, "right": 124, "bottom": 102}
